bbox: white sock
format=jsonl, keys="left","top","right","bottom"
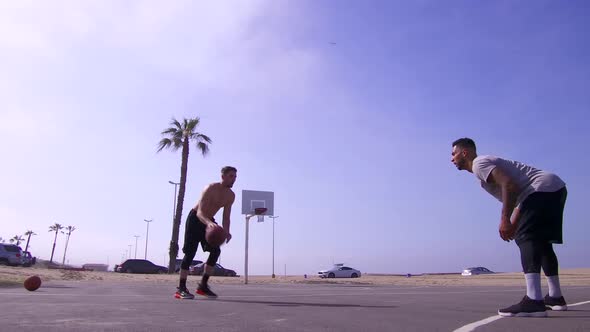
{"left": 547, "top": 275, "right": 562, "bottom": 298}
{"left": 525, "top": 273, "right": 542, "bottom": 300}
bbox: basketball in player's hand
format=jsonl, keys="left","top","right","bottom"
{"left": 206, "top": 225, "right": 227, "bottom": 247}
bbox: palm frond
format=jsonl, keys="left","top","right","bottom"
{"left": 194, "top": 133, "right": 212, "bottom": 144}
{"left": 161, "top": 127, "right": 184, "bottom": 141}
{"left": 172, "top": 138, "right": 183, "bottom": 151}
{"left": 157, "top": 138, "right": 173, "bottom": 152}
{"left": 197, "top": 141, "right": 210, "bottom": 156}
{"left": 170, "top": 118, "right": 182, "bottom": 130}
{"left": 174, "top": 130, "right": 183, "bottom": 141}
{"left": 158, "top": 116, "right": 211, "bottom": 157}
{"left": 186, "top": 117, "right": 200, "bottom": 132}
{"left": 161, "top": 127, "right": 179, "bottom": 136}
{"left": 49, "top": 223, "right": 63, "bottom": 232}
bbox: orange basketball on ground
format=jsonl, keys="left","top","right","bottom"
{"left": 206, "top": 225, "right": 226, "bottom": 247}
{"left": 24, "top": 275, "right": 42, "bottom": 291}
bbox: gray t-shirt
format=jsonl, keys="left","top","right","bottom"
{"left": 472, "top": 155, "right": 565, "bottom": 206}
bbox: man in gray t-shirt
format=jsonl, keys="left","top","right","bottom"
{"left": 451, "top": 137, "right": 568, "bottom": 318}
{"left": 472, "top": 156, "right": 565, "bottom": 211}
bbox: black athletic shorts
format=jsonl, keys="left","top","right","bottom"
{"left": 515, "top": 186, "right": 567, "bottom": 245}
{"left": 182, "top": 209, "right": 218, "bottom": 255}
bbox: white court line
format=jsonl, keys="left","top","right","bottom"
{"left": 453, "top": 299, "right": 590, "bottom": 332}
{"left": 453, "top": 316, "right": 503, "bottom": 332}
{"left": 571, "top": 300, "right": 590, "bottom": 307}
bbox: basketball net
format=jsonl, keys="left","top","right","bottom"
{"left": 254, "top": 208, "right": 267, "bottom": 223}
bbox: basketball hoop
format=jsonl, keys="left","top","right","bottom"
{"left": 254, "top": 207, "right": 267, "bottom": 223}
{"left": 242, "top": 190, "right": 275, "bottom": 285}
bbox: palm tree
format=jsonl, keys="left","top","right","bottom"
{"left": 24, "top": 230, "right": 37, "bottom": 252}
{"left": 48, "top": 223, "right": 64, "bottom": 263}
{"left": 157, "top": 117, "right": 212, "bottom": 273}
{"left": 61, "top": 226, "right": 76, "bottom": 265}
{"left": 10, "top": 235, "right": 24, "bottom": 246}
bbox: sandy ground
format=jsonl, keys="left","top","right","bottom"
{"left": 2, "top": 266, "right": 590, "bottom": 288}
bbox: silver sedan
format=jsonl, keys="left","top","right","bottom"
{"left": 461, "top": 266, "right": 494, "bottom": 276}
{"left": 318, "top": 265, "right": 361, "bottom": 278}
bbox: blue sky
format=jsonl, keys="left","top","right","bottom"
{"left": 1, "top": 1, "right": 588, "bottom": 276}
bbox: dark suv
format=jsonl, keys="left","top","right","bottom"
{"left": 114, "top": 259, "right": 168, "bottom": 274}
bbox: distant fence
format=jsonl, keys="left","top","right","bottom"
{"left": 365, "top": 272, "right": 460, "bottom": 277}
{"left": 82, "top": 264, "right": 109, "bottom": 272}
{"left": 46, "top": 263, "right": 109, "bottom": 272}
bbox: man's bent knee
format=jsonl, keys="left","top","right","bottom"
{"left": 206, "top": 248, "right": 221, "bottom": 266}
{"left": 181, "top": 249, "right": 197, "bottom": 270}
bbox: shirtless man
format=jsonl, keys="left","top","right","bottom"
{"left": 175, "top": 166, "right": 237, "bottom": 299}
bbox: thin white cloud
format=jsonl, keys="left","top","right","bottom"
{"left": 0, "top": 0, "right": 325, "bottom": 117}
{"left": 0, "top": 0, "right": 327, "bottom": 268}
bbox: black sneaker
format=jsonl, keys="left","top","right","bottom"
{"left": 174, "top": 287, "right": 195, "bottom": 300}
{"left": 196, "top": 283, "right": 218, "bottom": 298}
{"left": 498, "top": 295, "right": 547, "bottom": 317}
{"left": 544, "top": 294, "right": 567, "bottom": 311}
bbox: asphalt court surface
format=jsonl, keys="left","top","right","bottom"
{"left": 1, "top": 281, "right": 589, "bottom": 331}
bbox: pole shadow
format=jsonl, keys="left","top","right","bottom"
{"left": 215, "top": 298, "right": 397, "bottom": 309}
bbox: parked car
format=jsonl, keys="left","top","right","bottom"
{"left": 190, "top": 263, "right": 237, "bottom": 277}
{"left": 461, "top": 266, "right": 494, "bottom": 276}
{"left": 114, "top": 259, "right": 168, "bottom": 274}
{"left": 0, "top": 244, "right": 23, "bottom": 266}
{"left": 318, "top": 264, "right": 361, "bottom": 278}
{"left": 174, "top": 259, "right": 203, "bottom": 272}
{"left": 21, "top": 251, "right": 36, "bottom": 267}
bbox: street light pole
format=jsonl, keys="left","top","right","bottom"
{"left": 133, "top": 235, "right": 140, "bottom": 259}
{"left": 127, "top": 244, "right": 132, "bottom": 259}
{"left": 144, "top": 219, "right": 152, "bottom": 259}
{"left": 268, "top": 216, "right": 279, "bottom": 278}
{"left": 168, "top": 181, "right": 180, "bottom": 221}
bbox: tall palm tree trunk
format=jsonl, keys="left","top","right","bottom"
{"left": 61, "top": 233, "right": 71, "bottom": 265}
{"left": 24, "top": 233, "right": 32, "bottom": 252}
{"left": 50, "top": 231, "right": 59, "bottom": 263}
{"left": 168, "top": 138, "right": 190, "bottom": 273}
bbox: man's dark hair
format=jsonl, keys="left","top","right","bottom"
{"left": 452, "top": 138, "right": 476, "bottom": 152}
{"left": 221, "top": 166, "right": 237, "bottom": 175}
